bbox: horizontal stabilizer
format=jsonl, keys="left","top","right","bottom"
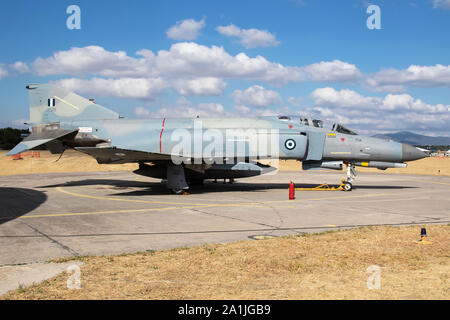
{"left": 6, "top": 129, "right": 78, "bottom": 156}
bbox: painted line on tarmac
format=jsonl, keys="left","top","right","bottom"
{"left": 56, "top": 187, "right": 213, "bottom": 206}
{"left": 10, "top": 190, "right": 395, "bottom": 220}
{"left": 57, "top": 186, "right": 392, "bottom": 207}
{"left": 330, "top": 195, "right": 429, "bottom": 203}
{"left": 56, "top": 186, "right": 295, "bottom": 206}
{"left": 16, "top": 204, "right": 297, "bottom": 219}
{"left": 19, "top": 207, "right": 186, "bottom": 219}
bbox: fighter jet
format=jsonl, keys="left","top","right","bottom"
{"left": 7, "top": 84, "right": 427, "bottom": 193}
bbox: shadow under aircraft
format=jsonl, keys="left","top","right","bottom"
{"left": 37, "top": 178, "right": 416, "bottom": 197}
{"left": 0, "top": 187, "right": 47, "bottom": 224}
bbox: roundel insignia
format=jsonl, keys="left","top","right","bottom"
{"left": 285, "top": 139, "right": 296, "bottom": 150}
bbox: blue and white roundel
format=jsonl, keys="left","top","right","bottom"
{"left": 285, "top": 139, "right": 296, "bottom": 150}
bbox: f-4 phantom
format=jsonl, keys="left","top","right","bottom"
{"left": 7, "top": 84, "right": 427, "bottom": 193}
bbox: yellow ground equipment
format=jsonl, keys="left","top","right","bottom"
{"left": 294, "top": 179, "right": 351, "bottom": 191}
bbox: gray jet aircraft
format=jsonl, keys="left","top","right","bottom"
{"left": 7, "top": 84, "right": 427, "bottom": 193}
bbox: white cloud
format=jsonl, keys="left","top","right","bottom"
{"left": 29, "top": 43, "right": 305, "bottom": 87}
{"left": 196, "top": 102, "right": 226, "bottom": 115}
{"left": 21, "top": 43, "right": 450, "bottom": 114}
{"left": 287, "top": 96, "right": 303, "bottom": 107}
{"left": 134, "top": 96, "right": 228, "bottom": 119}
{"left": 433, "top": 0, "right": 450, "bottom": 9}
{"left": 366, "top": 64, "right": 450, "bottom": 91}
{"left": 216, "top": 24, "right": 241, "bottom": 37}
{"left": 166, "top": 18, "right": 206, "bottom": 40}
{"left": 21, "top": 44, "right": 370, "bottom": 97}
{"left": 233, "top": 104, "right": 251, "bottom": 115}
{"left": 155, "top": 42, "right": 304, "bottom": 85}
{"left": 232, "top": 85, "right": 282, "bottom": 107}
{"left": 216, "top": 24, "right": 280, "bottom": 48}
{"left": 173, "top": 77, "right": 226, "bottom": 96}
{"left": 304, "top": 60, "right": 362, "bottom": 82}
{"left": 0, "top": 61, "right": 30, "bottom": 79}
{"left": 381, "top": 93, "right": 450, "bottom": 113}
{"left": 134, "top": 106, "right": 152, "bottom": 117}
{"left": 310, "top": 87, "right": 381, "bottom": 108}
{"left": 54, "top": 77, "right": 167, "bottom": 100}
{"left": 32, "top": 46, "right": 153, "bottom": 77}
{"left": 11, "top": 61, "right": 30, "bottom": 74}
{"left": 233, "top": 104, "right": 292, "bottom": 117}
{"left": 152, "top": 102, "right": 227, "bottom": 118}
{"left": 0, "top": 66, "right": 8, "bottom": 79}
{"left": 308, "top": 87, "right": 450, "bottom": 135}
{"left": 311, "top": 87, "right": 450, "bottom": 114}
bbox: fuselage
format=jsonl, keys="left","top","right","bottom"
{"left": 57, "top": 116, "right": 425, "bottom": 164}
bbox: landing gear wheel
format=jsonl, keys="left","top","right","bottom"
{"left": 343, "top": 182, "right": 352, "bottom": 192}
{"left": 170, "top": 189, "right": 184, "bottom": 195}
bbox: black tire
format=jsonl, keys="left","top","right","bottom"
{"left": 170, "top": 189, "right": 184, "bottom": 195}
{"left": 343, "top": 182, "right": 352, "bottom": 191}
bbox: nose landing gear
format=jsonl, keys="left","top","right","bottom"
{"left": 343, "top": 162, "right": 357, "bottom": 191}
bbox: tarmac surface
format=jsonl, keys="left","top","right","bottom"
{"left": 1, "top": 170, "right": 449, "bottom": 266}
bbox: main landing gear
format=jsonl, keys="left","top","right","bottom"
{"left": 166, "top": 164, "right": 189, "bottom": 195}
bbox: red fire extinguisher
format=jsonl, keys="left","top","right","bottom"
{"left": 289, "top": 181, "right": 295, "bottom": 200}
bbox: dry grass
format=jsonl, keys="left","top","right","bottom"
{"left": 263, "top": 158, "right": 450, "bottom": 176}
{"left": 0, "top": 150, "right": 138, "bottom": 176}
{"left": 1, "top": 150, "right": 449, "bottom": 176}
{"left": 357, "top": 157, "right": 450, "bottom": 176}
{"left": 2, "top": 225, "right": 449, "bottom": 300}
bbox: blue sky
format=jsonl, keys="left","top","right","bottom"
{"left": 0, "top": 0, "right": 449, "bottom": 135}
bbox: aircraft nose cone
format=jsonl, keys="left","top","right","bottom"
{"left": 402, "top": 143, "right": 427, "bottom": 161}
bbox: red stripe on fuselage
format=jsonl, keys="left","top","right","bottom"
{"left": 159, "top": 118, "right": 166, "bottom": 153}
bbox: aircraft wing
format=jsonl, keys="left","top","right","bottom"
{"left": 76, "top": 147, "right": 259, "bottom": 164}
{"left": 75, "top": 147, "right": 173, "bottom": 164}
{"left": 6, "top": 129, "right": 78, "bottom": 156}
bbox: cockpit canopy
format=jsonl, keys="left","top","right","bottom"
{"left": 278, "top": 116, "right": 323, "bottom": 128}
{"left": 331, "top": 123, "right": 357, "bottom": 135}
{"left": 277, "top": 115, "right": 357, "bottom": 135}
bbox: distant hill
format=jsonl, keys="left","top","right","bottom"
{"left": 373, "top": 131, "right": 450, "bottom": 146}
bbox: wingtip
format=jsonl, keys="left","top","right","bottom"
{"left": 6, "top": 143, "right": 28, "bottom": 156}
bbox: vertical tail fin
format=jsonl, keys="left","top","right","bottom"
{"left": 27, "top": 84, "right": 119, "bottom": 124}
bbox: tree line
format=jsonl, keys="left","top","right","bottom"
{"left": 0, "top": 127, "right": 29, "bottom": 150}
